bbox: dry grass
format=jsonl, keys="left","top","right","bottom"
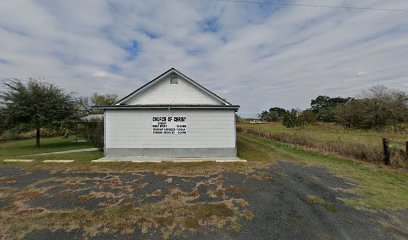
{"left": 307, "top": 195, "right": 338, "bottom": 213}
{"left": 237, "top": 123, "right": 408, "bottom": 167}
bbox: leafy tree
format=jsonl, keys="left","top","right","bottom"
{"left": 281, "top": 109, "right": 316, "bottom": 128}
{"left": 268, "top": 111, "right": 280, "bottom": 122}
{"left": 259, "top": 107, "right": 288, "bottom": 122}
{"left": 361, "top": 85, "right": 408, "bottom": 129}
{"left": 335, "top": 85, "right": 408, "bottom": 129}
{"left": 269, "top": 107, "right": 287, "bottom": 120}
{"left": 0, "top": 79, "right": 77, "bottom": 147}
{"left": 88, "top": 119, "right": 104, "bottom": 151}
{"left": 298, "top": 110, "right": 317, "bottom": 127}
{"left": 259, "top": 110, "right": 271, "bottom": 121}
{"left": 335, "top": 99, "right": 368, "bottom": 129}
{"left": 77, "top": 93, "right": 117, "bottom": 115}
{"left": 75, "top": 93, "right": 116, "bottom": 151}
{"left": 282, "top": 109, "right": 299, "bottom": 128}
{"left": 92, "top": 93, "right": 117, "bottom": 106}
{"left": 310, "top": 96, "right": 353, "bottom": 122}
{"left": 0, "top": 109, "right": 6, "bottom": 134}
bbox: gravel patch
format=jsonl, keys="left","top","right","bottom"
{"left": 0, "top": 161, "right": 406, "bottom": 239}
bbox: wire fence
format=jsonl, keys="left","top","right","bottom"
{"left": 382, "top": 138, "right": 408, "bottom": 166}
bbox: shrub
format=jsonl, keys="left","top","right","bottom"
{"left": 282, "top": 110, "right": 299, "bottom": 128}
{"left": 87, "top": 120, "right": 104, "bottom": 151}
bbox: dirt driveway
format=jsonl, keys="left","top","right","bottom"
{"left": 0, "top": 161, "right": 406, "bottom": 240}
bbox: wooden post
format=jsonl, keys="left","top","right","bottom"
{"left": 406, "top": 141, "right": 408, "bottom": 160}
{"left": 383, "top": 138, "right": 391, "bottom": 165}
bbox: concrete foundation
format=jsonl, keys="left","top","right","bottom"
{"left": 92, "top": 157, "right": 246, "bottom": 163}
{"left": 105, "top": 147, "right": 237, "bottom": 158}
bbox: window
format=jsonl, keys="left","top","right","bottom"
{"left": 170, "top": 77, "right": 178, "bottom": 84}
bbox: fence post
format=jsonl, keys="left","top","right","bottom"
{"left": 406, "top": 141, "right": 408, "bottom": 160}
{"left": 383, "top": 138, "right": 391, "bottom": 165}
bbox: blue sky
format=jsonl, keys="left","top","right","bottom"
{"left": 0, "top": 0, "right": 407, "bottom": 117}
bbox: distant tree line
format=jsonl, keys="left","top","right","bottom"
{"left": 258, "top": 85, "right": 408, "bottom": 130}
{"left": 259, "top": 107, "right": 318, "bottom": 128}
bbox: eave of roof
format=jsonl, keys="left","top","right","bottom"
{"left": 115, "top": 68, "right": 232, "bottom": 106}
{"left": 93, "top": 104, "right": 240, "bottom": 111}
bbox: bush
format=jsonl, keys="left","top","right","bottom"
{"left": 282, "top": 110, "right": 299, "bottom": 128}
{"left": 335, "top": 86, "right": 408, "bottom": 130}
{"left": 88, "top": 120, "right": 104, "bottom": 151}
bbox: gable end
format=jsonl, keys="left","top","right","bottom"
{"left": 116, "top": 68, "right": 231, "bottom": 106}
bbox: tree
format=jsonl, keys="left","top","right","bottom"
{"left": 281, "top": 109, "right": 316, "bottom": 128}
{"left": 0, "top": 79, "right": 77, "bottom": 147}
{"left": 258, "top": 110, "right": 271, "bottom": 121}
{"left": 310, "top": 96, "right": 353, "bottom": 122}
{"left": 269, "top": 107, "right": 287, "bottom": 120}
{"left": 0, "top": 109, "right": 6, "bottom": 135}
{"left": 88, "top": 119, "right": 104, "bottom": 151}
{"left": 335, "top": 99, "right": 368, "bottom": 129}
{"left": 282, "top": 109, "right": 299, "bottom": 128}
{"left": 361, "top": 85, "right": 408, "bottom": 129}
{"left": 91, "top": 93, "right": 117, "bottom": 106}
{"left": 335, "top": 85, "right": 408, "bottom": 129}
{"left": 259, "top": 107, "right": 288, "bottom": 122}
{"left": 77, "top": 93, "right": 117, "bottom": 115}
{"left": 298, "top": 110, "right": 317, "bottom": 127}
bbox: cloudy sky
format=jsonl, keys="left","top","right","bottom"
{"left": 1, "top": 0, "right": 407, "bottom": 117}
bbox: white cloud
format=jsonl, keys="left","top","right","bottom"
{"left": 357, "top": 71, "right": 368, "bottom": 77}
{"left": 0, "top": 0, "right": 408, "bottom": 117}
{"left": 91, "top": 71, "right": 109, "bottom": 78}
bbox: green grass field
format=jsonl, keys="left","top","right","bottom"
{"left": 238, "top": 121, "right": 407, "bottom": 147}
{"left": 0, "top": 136, "right": 94, "bottom": 159}
{"left": 238, "top": 121, "right": 408, "bottom": 166}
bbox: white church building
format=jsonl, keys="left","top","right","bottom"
{"left": 98, "top": 68, "right": 240, "bottom": 159}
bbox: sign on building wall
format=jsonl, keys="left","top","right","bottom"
{"left": 152, "top": 116, "right": 187, "bottom": 135}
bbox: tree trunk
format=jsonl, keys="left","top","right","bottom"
{"left": 34, "top": 106, "right": 40, "bottom": 147}
{"left": 36, "top": 127, "right": 40, "bottom": 147}
{"left": 63, "top": 129, "right": 69, "bottom": 138}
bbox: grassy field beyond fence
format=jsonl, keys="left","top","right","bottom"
{"left": 237, "top": 122, "right": 408, "bottom": 167}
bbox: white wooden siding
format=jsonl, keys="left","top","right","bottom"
{"left": 124, "top": 76, "right": 222, "bottom": 105}
{"left": 105, "top": 110, "right": 235, "bottom": 148}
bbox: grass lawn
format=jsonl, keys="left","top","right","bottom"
{"left": 238, "top": 121, "right": 407, "bottom": 148}
{"left": 238, "top": 122, "right": 408, "bottom": 166}
{"left": 0, "top": 136, "right": 94, "bottom": 159}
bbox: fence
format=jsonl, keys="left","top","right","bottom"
{"left": 237, "top": 126, "right": 407, "bottom": 167}
{"left": 382, "top": 138, "right": 408, "bottom": 166}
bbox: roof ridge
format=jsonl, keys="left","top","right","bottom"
{"left": 115, "top": 68, "right": 232, "bottom": 106}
